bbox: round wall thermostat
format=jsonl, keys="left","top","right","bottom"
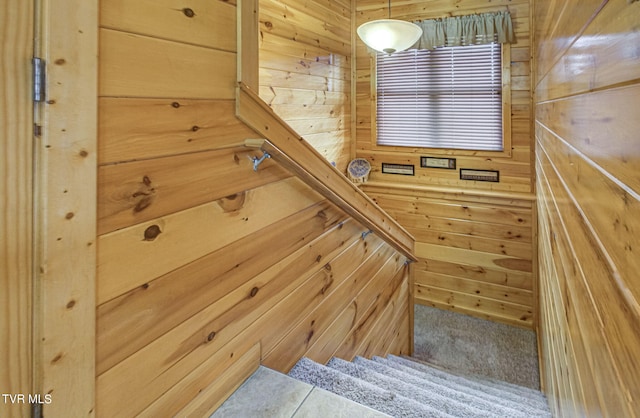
{"left": 347, "top": 158, "right": 371, "bottom": 184}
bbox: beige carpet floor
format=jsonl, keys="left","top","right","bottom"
{"left": 413, "top": 305, "right": 541, "bottom": 390}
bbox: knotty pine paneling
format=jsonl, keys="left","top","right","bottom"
{"left": 537, "top": 147, "right": 636, "bottom": 417}
{"left": 1, "top": 2, "right": 33, "bottom": 417}
{"left": 99, "top": 29, "right": 236, "bottom": 99}
{"left": 171, "top": 343, "right": 261, "bottom": 417}
{"left": 259, "top": 0, "right": 353, "bottom": 170}
{"left": 336, "top": 269, "right": 410, "bottom": 359}
{"left": 98, "top": 215, "right": 360, "bottom": 416}
{"left": 364, "top": 183, "right": 534, "bottom": 328}
{"left": 96, "top": 1, "right": 411, "bottom": 415}
{"left": 100, "top": 0, "right": 237, "bottom": 52}
{"left": 355, "top": 0, "right": 535, "bottom": 325}
{"left": 536, "top": 0, "right": 640, "bottom": 102}
{"left": 97, "top": 201, "right": 348, "bottom": 374}
{"left": 34, "top": 0, "right": 99, "bottom": 416}
{"left": 264, "top": 242, "right": 406, "bottom": 370}
{"left": 534, "top": 0, "right": 640, "bottom": 416}
{"left": 98, "top": 148, "right": 290, "bottom": 235}
{"left": 98, "top": 98, "right": 257, "bottom": 164}
{"left": 97, "top": 177, "right": 322, "bottom": 303}
{"left": 537, "top": 85, "right": 640, "bottom": 195}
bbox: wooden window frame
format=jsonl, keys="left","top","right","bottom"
{"left": 369, "top": 43, "right": 512, "bottom": 158}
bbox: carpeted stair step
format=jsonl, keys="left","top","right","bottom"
{"left": 399, "top": 354, "right": 543, "bottom": 397}
{"left": 391, "top": 355, "right": 547, "bottom": 403}
{"left": 328, "top": 357, "right": 536, "bottom": 418}
{"left": 364, "top": 356, "right": 550, "bottom": 416}
{"left": 288, "top": 356, "right": 551, "bottom": 418}
{"left": 380, "top": 355, "right": 548, "bottom": 414}
{"left": 288, "top": 357, "right": 455, "bottom": 418}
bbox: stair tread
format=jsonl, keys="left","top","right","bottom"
{"left": 330, "top": 357, "right": 543, "bottom": 418}
{"left": 387, "top": 355, "right": 541, "bottom": 396}
{"left": 212, "top": 355, "right": 551, "bottom": 418}
{"left": 294, "top": 387, "right": 392, "bottom": 418}
{"left": 212, "top": 366, "right": 390, "bottom": 418}
{"left": 289, "top": 357, "right": 456, "bottom": 418}
{"left": 211, "top": 366, "right": 312, "bottom": 418}
{"left": 372, "top": 356, "right": 548, "bottom": 411}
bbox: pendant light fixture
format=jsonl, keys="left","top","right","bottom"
{"left": 356, "top": 0, "right": 422, "bottom": 54}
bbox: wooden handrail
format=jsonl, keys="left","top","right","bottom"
{"left": 236, "top": 83, "right": 417, "bottom": 261}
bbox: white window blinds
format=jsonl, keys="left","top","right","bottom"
{"left": 376, "top": 43, "right": 503, "bottom": 151}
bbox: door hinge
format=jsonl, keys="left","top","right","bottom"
{"left": 32, "top": 57, "right": 45, "bottom": 102}
{"left": 31, "top": 402, "right": 43, "bottom": 418}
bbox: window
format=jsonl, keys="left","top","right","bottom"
{"left": 376, "top": 43, "right": 506, "bottom": 151}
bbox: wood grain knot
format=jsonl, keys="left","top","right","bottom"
{"left": 134, "top": 197, "right": 153, "bottom": 213}
{"left": 183, "top": 8, "right": 195, "bottom": 17}
{"left": 171, "top": 101, "right": 180, "bottom": 108}
{"left": 217, "top": 192, "right": 246, "bottom": 213}
{"left": 250, "top": 287, "right": 259, "bottom": 297}
{"left": 143, "top": 225, "right": 162, "bottom": 241}
{"left": 133, "top": 176, "right": 156, "bottom": 213}
{"left": 207, "top": 331, "right": 216, "bottom": 342}
{"left": 320, "top": 278, "right": 333, "bottom": 294}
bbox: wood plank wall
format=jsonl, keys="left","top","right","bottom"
{"left": 258, "top": 0, "right": 353, "bottom": 170}
{"left": 34, "top": 1, "right": 99, "bottom": 416}
{"left": 356, "top": 0, "right": 536, "bottom": 328}
{"left": 1, "top": 2, "right": 33, "bottom": 417}
{"left": 96, "top": 1, "right": 410, "bottom": 415}
{"left": 534, "top": 0, "right": 640, "bottom": 416}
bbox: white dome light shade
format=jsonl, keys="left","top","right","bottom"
{"left": 357, "top": 19, "right": 423, "bottom": 54}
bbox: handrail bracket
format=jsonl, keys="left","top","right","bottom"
{"left": 252, "top": 151, "right": 271, "bottom": 171}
